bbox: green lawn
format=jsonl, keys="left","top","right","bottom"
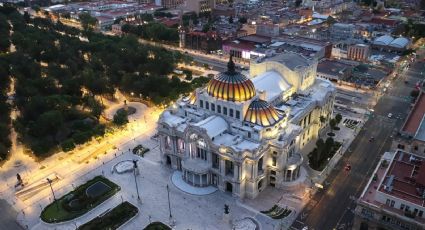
{"left": 40, "top": 176, "right": 120, "bottom": 223}
{"left": 144, "top": 222, "right": 172, "bottom": 230}
{"left": 77, "top": 201, "right": 138, "bottom": 230}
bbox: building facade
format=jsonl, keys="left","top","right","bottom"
{"left": 354, "top": 150, "right": 425, "bottom": 230}
{"left": 157, "top": 53, "right": 335, "bottom": 199}
{"left": 347, "top": 44, "right": 370, "bottom": 62}
{"left": 185, "top": 0, "right": 215, "bottom": 15}
{"left": 160, "top": 0, "right": 185, "bottom": 8}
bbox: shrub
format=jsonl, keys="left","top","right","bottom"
{"left": 61, "top": 139, "right": 75, "bottom": 152}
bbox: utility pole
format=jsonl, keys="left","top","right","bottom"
{"left": 133, "top": 160, "right": 141, "bottom": 201}
{"left": 46, "top": 178, "right": 58, "bottom": 210}
{"left": 166, "top": 184, "right": 172, "bottom": 220}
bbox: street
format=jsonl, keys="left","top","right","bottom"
{"left": 0, "top": 199, "right": 22, "bottom": 230}
{"left": 291, "top": 52, "right": 425, "bottom": 230}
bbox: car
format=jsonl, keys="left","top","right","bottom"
{"left": 344, "top": 163, "right": 352, "bottom": 171}
{"left": 369, "top": 136, "right": 375, "bottom": 142}
{"left": 388, "top": 113, "right": 393, "bottom": 118}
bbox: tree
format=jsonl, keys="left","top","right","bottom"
{"left": 295, "top": 0, "right": 302, "bottom": 7}
{"left": 61, "top": 138, "right": 75, "bottom": 152}
{"left": 183, "top": 69, "right": 192, "bottom": 80}
{"left": 411, "top": 90, "right": 420, "bottom": 100}
{"left": 320, "top": 115, "right": 326, "bottom": 124}
{"left": 239, "top": 17, "right": 247, "bottom": 24}
{"left": 326, "top": 16, "right": 336, "bottom": 25}
{"left": 31, "top": 5, "right": 41, "bottom": 13}
{"left": 335, "top": 113, "right": 342, "bottom": 125}
{"left": 329, "top": 119, "right": 337, "bottom": 131}
{"left": 113, "top": 109, "right": 128, "bottom": 126}
{"left": 79, "top": 13, "right": 97, "bottom": 31}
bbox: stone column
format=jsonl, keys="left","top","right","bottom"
{"left": 220, "top": 159, "right": 225, "bottom": 175}
{"left": 192, "top": 173, "right": 195, "bottom": 186}
{"left": 234, "top": 163, "right": 239, "bottom": 181}
{"left": 200, "top": 173, "right": 203, "bottom": 187}
{"left": 251, "top": 164, "right": 254, "bottom": 180}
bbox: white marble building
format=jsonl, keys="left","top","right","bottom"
{"left": 158, "top": 52, "right": 336, "bottom": 199}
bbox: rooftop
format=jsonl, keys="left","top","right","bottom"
{"left": 360, "top": 151, "right": 425, "bottom": 211}
{"left": 251, "top": 71, "right": 291, "bottom": 102}
{"left": 379, "top": 151, "right": 425, "bottom": 207}
{"left": 402, "top": 92, "right": 425, "bottom": 138}
{"left": 193, "top": 116, "right": 228, "bottom": 139}
{"left": 258, "top": 52, "right": 310, "bottom": 71}
{"left": 238, "top": 34, "right": 271, "bottom": 44}
{"left": 317, "top": 60, "right": 352, "bottom": 77}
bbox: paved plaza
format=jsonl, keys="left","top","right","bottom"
{"left": 0, "top": 102, "right": 309, "bottom": 230}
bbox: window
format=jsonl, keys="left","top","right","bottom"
{"left": 212, "top": 153, "right": 219, "bottom": 169}
{"left": 400, "top": 204, "right": 405, "bottom": 210}
{"left": 206, "top": 102, "right": 209, "bottom": 110}
{"left": 414, "top": 146, "right": 418, "bottom": 150}
{"left": 236, "top": 111, "right": 240, "bottom": 119}
{"left": 272, "top": 157, "right": 277, "bottom": 166}
{"left": 258, "top": 157, "right": 263, "bottom": 173}
{"left": 225, "top": 160, "right": 234, "bottom": 176}
{"left": 211, "top": 103, "right": 215, "bottom": 111}
{"left": 248, "top": 132, "right": 251, "bottom": 138}
{"left": 230, "top": 109, "right": 234, "bottom": 117}
{"left": 223, "top": 107, "right": 227, "bottom": 115}
{"left": 196, "top": 147, "right": 207, "bottom": 161}
{"left": 217, "top": 105, "right": 221, "bottom": 113}
{"left": 165, "top": 136, "right": 172, "bottom": 149}
{"left": 200, "top": 100, "right": 204, "bottom": 108}
{"left": 270, "top": 170, "right": 276, "bottom": 175}
{"left": 419, "top": 210, "right": 423, "bottom": 217}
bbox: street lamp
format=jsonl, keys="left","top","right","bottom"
{"left": 46, "top": 178, "right": 58, "bottom": 210}
{"left": 166, "top": 184, "right": 172, "bottom": 220}
{"left": 132, "top": 160, "right": 141, "bottom": 201}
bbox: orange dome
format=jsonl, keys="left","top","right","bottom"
{"left": 244, "top": 100, "right": 284, "bottom": 126}
{"left": 206, "top": 57, "right": 255, "bottom": 102}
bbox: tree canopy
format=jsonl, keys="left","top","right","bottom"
{"left": 0, "top": 5, "right": 207, "bottom": 159}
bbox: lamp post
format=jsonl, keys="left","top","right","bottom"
{"left": 132, "top": 160, "right": 141, "bottom": 201}
{"left": 46, "top": 178, "right": 58, "bottom": 210}
{"left": 166, "top": 184, "right": 172, "bottom": 220}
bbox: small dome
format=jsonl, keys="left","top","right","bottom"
{"left": 206, "top": 56, "right": 256, "bottom": 102}
{"left": 244, "top": 100, "right": 284, "bottom": 127}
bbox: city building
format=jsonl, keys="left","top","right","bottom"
{"left": 347, "top": 44, "right": 370, "bottom": 62}
{"left": 222, "top": 35, "right": 271, "bottom": 60}
{"left": 372, "top": 35, "right": 411, "bottom": 52}
{"left": 393, "top": 91, "right": 425, "bottom": 157}
{"left": 255, "top": 23, "right": 280, "bottom": 37}
{"left": 185, "top": 0, "right": 215, "bottom": 15}
{"left": 157, "top": 53, "right": 336, "bottom": 199}
{"left": 183, "top": 30, "right": 223, "bottom": 53}
{"left": 316, "top": 59, "right": 353, "bottom": 82}
{"left": 354, "top": 150, "right": 425, "bottom": 230}
{"left": 329, "top": 23, "right": 359, "bottom": 41}
{"left": 275, "top": 34, "right": 332, "bottom": 59}
{"left": 43, "top": 1, "right": 160, "bottom": 31}
{"left": 160, "top": 0, "right": 184, "bottom": 9}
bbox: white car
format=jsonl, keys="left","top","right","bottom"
{"left": 388, "top": 113, "right": 393, "bottom": 118}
